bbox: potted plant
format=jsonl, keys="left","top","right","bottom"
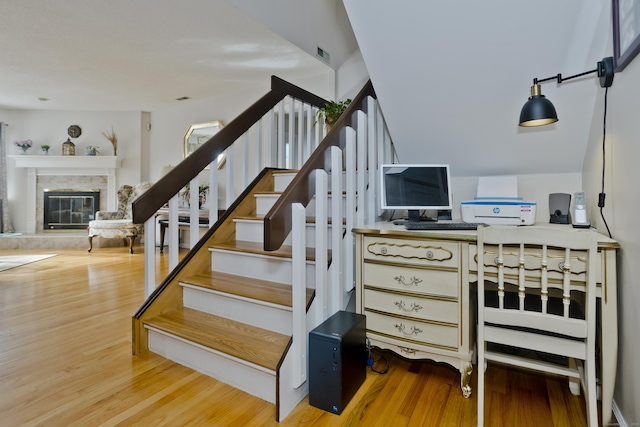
{"left": 40, "top": 144, "right": 51, "bottom": 155}
{"left": 85, "top": 146, "right": 100, "bottom": 156}
{"left": 315, "top": 98, "right": 352, "bottom": 130}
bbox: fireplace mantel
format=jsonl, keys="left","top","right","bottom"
{"left": 10, "top": 155, "right": 122, "bottom": 234}
{"left": 10, "top": 155, "right": 122, "bottom": 169}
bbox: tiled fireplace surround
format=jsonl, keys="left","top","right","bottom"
{"left": 11, "top": 156, "right": 121, "bottom": 234}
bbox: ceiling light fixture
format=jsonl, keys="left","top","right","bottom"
{"left": 518, "top": 56, "right": 615, "bottom": 127}
{"left": 176, "top": 96, "right": 190, "bottom": 101}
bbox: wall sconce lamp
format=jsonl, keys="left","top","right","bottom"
{"left": 519, "top": 56, "right": 615, "bottom": 127}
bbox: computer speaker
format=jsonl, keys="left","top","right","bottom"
{"left": 549, "top": 193, "right": 571, "bottom": 224}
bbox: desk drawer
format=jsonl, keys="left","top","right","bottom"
{"left": 363, "top": 262, "right": 459, "bottom": 298}
{"left": 363, "top": 237, "right": 459, "bottom": 268}
{"left": 364, "top": 288, "right": 458, "bottom": 324}
{"left": 365, "top": 310, "right": 458, "bottom": 349}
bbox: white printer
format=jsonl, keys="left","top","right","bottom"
{"left": 461, "top": 176, "right": 536, "bottom": 225}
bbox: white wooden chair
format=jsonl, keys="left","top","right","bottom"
{"left": 476, "top": 225, "right": 598, "bottom": 426}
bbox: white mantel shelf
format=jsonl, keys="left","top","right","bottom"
{"left": 9, "top": 155, "right": 122, "bottom": 169}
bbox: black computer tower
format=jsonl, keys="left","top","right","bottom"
{"left": 308, "top": 310, "right": 367, "bottom": 414}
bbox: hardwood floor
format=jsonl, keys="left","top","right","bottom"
{"left": 0, "top": 247, "right": 593, "bottom": 426}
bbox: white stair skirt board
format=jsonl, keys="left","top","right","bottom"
{"left": 146, "top": 326, "right": 276, "bottom": 404}
{"left": 234, "top": 218, "right": 335, "bottom": 247}
{"left": 277, "top": 340, "right": 309, "bottom": 422}
{"left": 210, "top": 248, "right": 317, "bottom": 287}
{"left": 181, "top": 283, "right": 294, "bottom": 336}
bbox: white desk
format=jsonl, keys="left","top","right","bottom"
{"left": 353, "top": 222, "right": 618, "bottom": 425}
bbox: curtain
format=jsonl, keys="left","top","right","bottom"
{"left": 0, "top": 123, "right": 15, "bottom": 233}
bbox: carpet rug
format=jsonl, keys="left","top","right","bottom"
{"left": 0, "top": 254, "right": 57, "bottom": 272}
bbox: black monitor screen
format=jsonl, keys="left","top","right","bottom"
{"left": 380, "top": 164, "right": 452, "bottom": 211}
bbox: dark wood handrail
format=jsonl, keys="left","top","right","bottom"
{"left": 263, "top": 80, "right": 376, "bottom": 251}
{"left": 132, "top": 76, "right": 328, "bottom": 224}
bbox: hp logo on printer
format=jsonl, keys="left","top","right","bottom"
{"left": 493, "top": 207, "right": 501, "bottom": 214}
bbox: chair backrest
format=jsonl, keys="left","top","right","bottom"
{"left": 114, "top": 183, "right": 152, "bottom": 219}
{"left": 477, "top": 225, "right": 598, "bottom": 343}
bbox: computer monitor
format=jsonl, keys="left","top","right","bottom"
{"left": 380, "top": 164, "right": 453, "bottom": 222}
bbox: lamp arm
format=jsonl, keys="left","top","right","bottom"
{"left": 533, "top": 68, "right": 598, "bottom": 85}
{"left": 532, "top": 57, "right": 614, "bottom": 88}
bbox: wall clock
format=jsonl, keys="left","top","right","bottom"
{"left": 68, "top": 125, "right": 82, "bottom": 138}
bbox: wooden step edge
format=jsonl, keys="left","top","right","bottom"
{"left": 144, "top": 308, "right": 290, "bottom": 372}
{"left": 179, "top": 271, "right": 314, "bottom": 308}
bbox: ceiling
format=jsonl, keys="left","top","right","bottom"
{"left": 0, "top": 0, "right": 344, "bottom": 111}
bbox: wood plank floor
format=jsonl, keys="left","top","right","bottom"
{"left": 0, "top": 247, "right": 594, "bottom": 426}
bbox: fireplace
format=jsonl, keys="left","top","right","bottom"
{"left": 43, "top": 189, "right": 101, "bottom": 231}
{"left": 10, "top": 155, "right": 121, "bottom": 234}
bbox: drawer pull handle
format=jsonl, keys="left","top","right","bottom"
{"left": 399, "top": 346, "right": 417, "bottom": 355}
{"left": 394, "top": 323, "right": 423, "bottom": 336}
{"left": 394, "top": 300, "right": 423, "bottom": 312}
{"left": 394, "top": 275, "right": 422, "bottom": 286}
{"left": 426, "top": 250, "right": 434, "bottom": 259}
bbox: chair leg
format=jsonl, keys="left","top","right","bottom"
{"left": 159, "top": 221, "right": 167, "bottom": 253}
{"left": 568, "top": 358, "right": 581, "bottom": 396}
{"left": 88, "top": 235, "right": 93, "bottom": 252}
{"left": 128, "top": 236, "right": 135, "bottom": 254}
{"left": 585, "top": 355, "right": 598, "bottom": 426}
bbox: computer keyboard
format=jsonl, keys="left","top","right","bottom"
{"left": 404, "top": 222, "right": 484, "bottom": 231}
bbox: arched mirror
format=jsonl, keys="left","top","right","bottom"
{"left": 183, "top": 120, "right": 225, "bottom": 168}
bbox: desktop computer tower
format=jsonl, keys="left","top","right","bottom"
{"left": 308, "top": 310, "right": 367, "bottom": 414}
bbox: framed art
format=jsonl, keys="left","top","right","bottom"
{"left": 613, "top": 0, "right": 640, "bottom": 71}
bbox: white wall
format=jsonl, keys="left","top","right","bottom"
{"left": 583, "top": 54, "right": 640, "bottom": 424}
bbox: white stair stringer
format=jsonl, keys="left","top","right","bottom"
{"left": 146, "top": 325, "right": 277, "bottom": 404}
{"left": 209, "top": 247, "right": 317, "bottom": 287}
{"left": 181, "top": 282, "right": 293, "bottom": 335}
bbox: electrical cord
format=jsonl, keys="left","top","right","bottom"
{"left": 366, "top": 338, "right": 389, "bottom": 374}
{"left": 598, "top": 87, "right": 612, "bottom": 238}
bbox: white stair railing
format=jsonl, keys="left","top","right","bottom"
{"left": 142, "top": 94, "right": 323, "bottom": 296}
{"left": 287, "top": 95, "right": 394, "bottom": 386}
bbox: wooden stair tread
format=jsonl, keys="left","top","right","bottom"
{"left": 210, "top": 240, "right": 319, "bottom": 261}
{"left": 144, "top": 308, "right": 289, "bottom": 372}
{"left": 181, "top": 271, "right": 314, "bottom": 308}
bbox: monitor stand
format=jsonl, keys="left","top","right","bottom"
{"left": 393, "top": 210, "right": 437, "bottom": 225}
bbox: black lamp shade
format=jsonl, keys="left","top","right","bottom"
{"left": 519, "top": 83, "right": 558, "bottom": 127}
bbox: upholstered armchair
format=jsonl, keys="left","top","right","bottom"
{"left": 88, "top": 182, "right": 152, "bottom": 253}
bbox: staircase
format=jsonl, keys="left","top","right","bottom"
{"left": 131, "top": 78, "right": 394, "bottom": 421}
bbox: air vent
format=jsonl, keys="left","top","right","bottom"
{"left": 317, "top": 46, "right": 330, "bottom": 64}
